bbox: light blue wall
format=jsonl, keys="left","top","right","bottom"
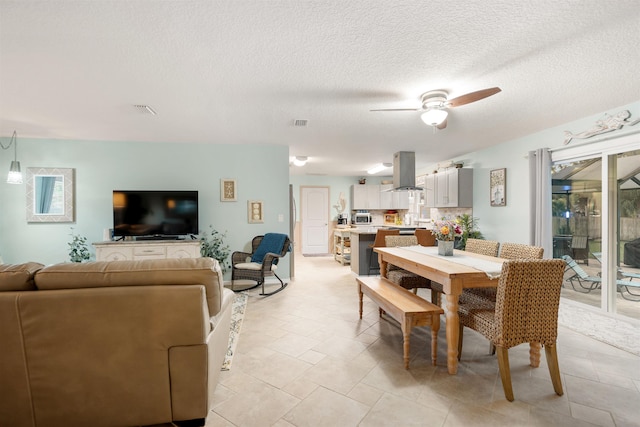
{"left": 418, "top": 100, "right": 640, "bottom": 244}
{"left": 3, "top": 101, "right": 639, "bottom": 267}
{"left": 0, "top": 139, "right": 291, "bottom": 277}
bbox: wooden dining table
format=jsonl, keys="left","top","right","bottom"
{"left": 374, "top": 246, "right": 506, "bottom": 374}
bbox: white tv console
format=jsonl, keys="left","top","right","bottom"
{"left": 93, "top": 240, "right": 202, "bottom": 261}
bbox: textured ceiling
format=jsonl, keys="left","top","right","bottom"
{"left": 1, "top": 1, "right": 639, "bottom": 176}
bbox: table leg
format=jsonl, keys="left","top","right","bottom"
{"left": 401, "top": 317, "right": 411, "bottom": 370}
{"left": 358, "top": 284, "right": 363, "bottom": 319}
{"left": 445, "top": 293, "right": 460, "bottom": 374}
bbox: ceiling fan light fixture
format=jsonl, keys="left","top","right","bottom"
{"left": 367, "top": 162, "right": 392, "bottom": 175}
{"left": 421, "top": 109, "right": 448, "bottom": 126}
{"left": 293, "top": 156, "right": 308, "bottom": 166}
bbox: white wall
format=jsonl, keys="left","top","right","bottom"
{"left": 0, "top": 139, "right": 291, "bottom": 277}
{"left": 418, "top": 100, "right": 640, "bottom": 244}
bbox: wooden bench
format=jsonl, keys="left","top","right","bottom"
{"left": 357, "top": 276, "right": 444, "bottom": 369}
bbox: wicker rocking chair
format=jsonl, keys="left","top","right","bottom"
{"left": 231, "top": 233, "right": 291, "bottom": 296}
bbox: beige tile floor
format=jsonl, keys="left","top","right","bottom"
{"left": 205, "top": 254, "right": 640, "bottom": 427}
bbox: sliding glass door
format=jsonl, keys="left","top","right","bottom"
{"left": 552, "top": 147, "right": 640, "bottom": 320}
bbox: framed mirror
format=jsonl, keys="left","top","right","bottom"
{"left": 26, "top": 167, "right": 75, "bottom": 222}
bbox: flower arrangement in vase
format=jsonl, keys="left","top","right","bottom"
{"left": 431, "top": 218, "right": 463, "bottom": 256}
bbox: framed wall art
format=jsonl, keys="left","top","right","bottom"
{"left": 26, "top": 167, "right": 75, "bottom": 222}
{"left": 490, "top": 168, "right": 506, "bottom": 207}
{"left": 220, "top": 179, "right": 237, "bottom": 202}
{"left": 248, "top": 200, "right": 264, "bottom": 223}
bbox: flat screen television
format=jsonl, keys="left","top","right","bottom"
{"left": 113, "top": 190, "right": 198, "bottom": 239}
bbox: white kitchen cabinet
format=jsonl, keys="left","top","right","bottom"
{"left": 424, "top": 168, "right": 473, "bottom": 208}
{"left": 366, "top": 185, "right": 382, "bottom": 209}
{"left": 380, "top": 184, "right": 393, "bottom": 208}
{"left": 352, "top": 184, "right": 412, "bottom": 210}
{"left": 352, "top": 184, "right": 382, "bottom": 209}
{"left": 393, "top": 190, "right": 411, "bottom": 209}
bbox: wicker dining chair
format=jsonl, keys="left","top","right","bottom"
{"left": 457, "top": 259, "right": 566, "bottom": 401}
{"left": 465, "top": 238, "right": 500, "bottom": 257}
{"left": 499, "top": 242, "right": 544, "bottom": 260}
{"left": 383, "top": 235, "right": 435, "bottom": 300}
{"left": 465, "top": 242, "right": 545, "bottom": 303}
{"left": 414, "top": 229, "right": 436, "bottom": 246}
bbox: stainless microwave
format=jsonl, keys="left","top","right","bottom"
{"left": 353, "top": 212, "right": 372, "bottom": 224}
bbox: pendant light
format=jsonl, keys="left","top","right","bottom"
{"left": 1, "top": 131, "right": 22, "bottom": 184}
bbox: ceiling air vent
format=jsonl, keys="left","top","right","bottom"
{"left": 134, "top": 105, "right": 157, "bottom": 115}
{"left": 293, "top": 119, "right": 308, "bottom": 127}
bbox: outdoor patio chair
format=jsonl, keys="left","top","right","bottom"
{"left": 562, "top": 255, "right": 601, "bottom": 293}
{"left": 457, "top": 259, "right": 566, "bottom": 401}
{"left": 570, "top": 235, "right": 589, "bottom": 264}
{"left": 562, "top": 254, "right": 640, "bottom": 300}
{"left": 231, "top": 233, "right": 291, "bottom": 296}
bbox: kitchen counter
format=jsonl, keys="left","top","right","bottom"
{"left": 349, "top": 226, "right": 428, "bottom": 275}
{"left": 349, "top": 225, "right": 427, "bottom": 235}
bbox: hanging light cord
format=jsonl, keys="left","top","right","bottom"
{"left": 0, "top": 131, "right": 18, "bottom": 160}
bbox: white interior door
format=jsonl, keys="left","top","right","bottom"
{"left": 301, "top": 186, "right": 329, "bottom": 254}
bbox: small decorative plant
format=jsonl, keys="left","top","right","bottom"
{"left": 457, "top": 214, "right": 484, "bottom": 250}
{"left": 431, "top": 218, "right": 463, "bottom": 241}
{"left": 200, "top": 225, "right": 231, "bottom": 272}
{"left": 68, "top": 228, "right": 91, "bottom": 262}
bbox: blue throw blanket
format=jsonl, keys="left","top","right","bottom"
{"left": 251, "top": 233, "right": 288, "bottom": 264}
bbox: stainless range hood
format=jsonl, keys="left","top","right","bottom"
{"left": 392, "top": 151, "right": 423, "bottom": 191}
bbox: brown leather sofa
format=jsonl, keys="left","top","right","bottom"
{"left": 0, "top": 257, "right": 234, "bottom": 427}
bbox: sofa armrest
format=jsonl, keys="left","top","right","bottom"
{"left": 16, "top": 284, "right": 210, "bottom": 426}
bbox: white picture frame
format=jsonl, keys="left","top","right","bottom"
{"left": 26, "top": 167, "right": 75, "bottom": 222}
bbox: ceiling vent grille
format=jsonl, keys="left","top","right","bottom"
{"left": 293, "top": 119, "right": 308, "bottom": 127}
{"left": 134, "top": 105, "right": 157, "bottom": 115}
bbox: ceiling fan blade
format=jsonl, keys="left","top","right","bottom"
{"left": 436, "top": 119, "right": 448, "bottom": 130}
{"left": 370, "top": 108, "right": 420, "bottom": 112}
{"left": 447, "top": 87, "right": 501, "bottom": 108}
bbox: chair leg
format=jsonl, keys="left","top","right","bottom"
{"left": 529, "top": 342, "right": 542, "bottom": 367}
{"left": 457, "top": 323, "right": 463, "bottom": 361}
{"left": 545, "top": 344, "right": 564, "bottom": 396}
{"left": 430, "top": 289, "right": 440, "bottom": 306}
{"left": 495, "top": 346, "right": 514, "bottom": 402}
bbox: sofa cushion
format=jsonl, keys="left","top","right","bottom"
{"left": 0, "top": 262, "right": 44, "bottom": 291}
{"left": 34, "top": 257, "right": 224, "bottom": 316}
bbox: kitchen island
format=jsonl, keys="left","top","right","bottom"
{"left": 350, "top": 226, "right": 426, "bottom": 275}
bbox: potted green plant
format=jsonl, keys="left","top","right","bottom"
{"left": 68, "top": 228, "right": 91, "bottom": 262}
{"left": 457, "top": 214, "right": 484, "bottom": 250}
{"left": 200, "top": 225, "right": 231, "bottom": 272}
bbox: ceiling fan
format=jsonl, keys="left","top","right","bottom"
{"left": 371, "top": 87, "right": 501, "bottom": 129}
